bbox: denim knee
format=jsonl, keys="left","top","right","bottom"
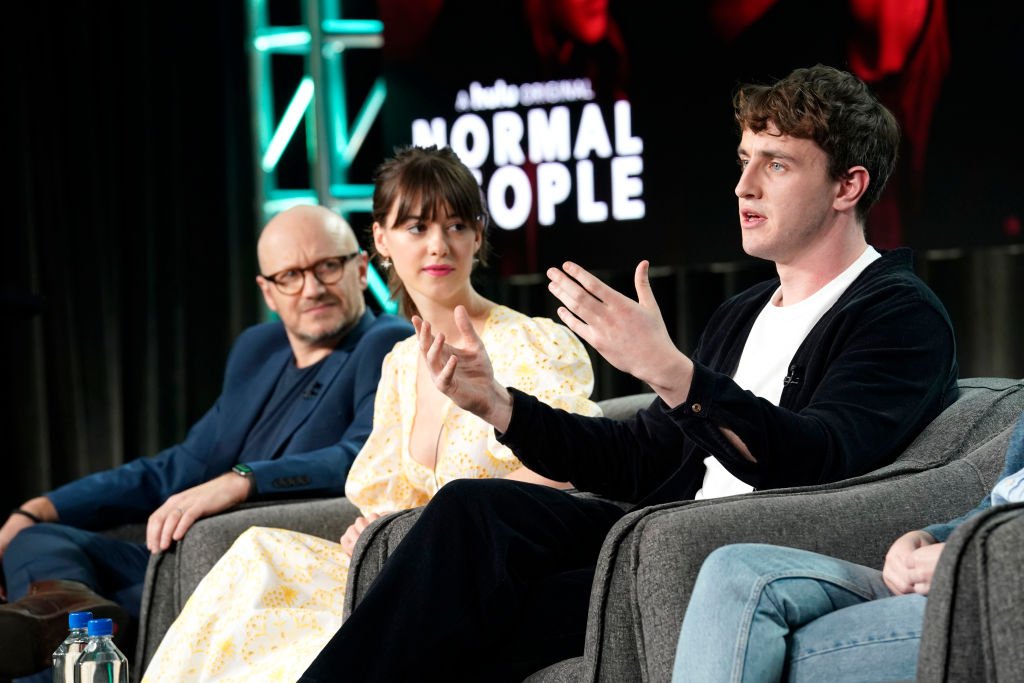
{"left": 695, "top": 544, "right": 772, "bottom": 592}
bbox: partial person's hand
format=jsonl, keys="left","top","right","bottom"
{"left": 339, "top": 513, "right": 382, "bottom": 557}
{"left": 905, "top": 541, "right": 945, "bottom": 595}
{"left": 145, "top": 473, "right": 252, "bottom": 554}
{"left": 547, "top": 261, "right": 693, "bottom": 406}
{"left": 414, "top": 307, "right": 513, "bottom": 431}
{"left": 0, "top": 497, "right": 57, "bottom": 600}
{"left": 882, "top": 529, "right": 937, "bottom": 594}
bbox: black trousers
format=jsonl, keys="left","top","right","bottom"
{"left": 300, "top": 478, "right": 628, "bottom": 682}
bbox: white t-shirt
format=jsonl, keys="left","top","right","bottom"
{"left": 694, "top": 246, "right": 882, "bottom": 500}
{"left": 991, "top": 466, "right": 1024, "bottom": 506}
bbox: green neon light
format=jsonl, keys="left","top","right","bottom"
{"left": 263, "top": 192, "right": 318, "bottom": 214}
{"left": 367, "top": 264, "right": 398, "bottom": 314}
{"left": 343, "top": 77, "right": 387, "bottom": 166}
{"left": 321, "top": 19, "right": 384, "bottom": 35}
{"left": 248, "top": 1, "right": 391, "bottom": 316}
{"left": 330, "top": 183, "right": 375, "bottom": 198}
{"left": 261, "top": 77, "right": 315, "bottom": 173}
{"left": 253, "top": 28, "right": 311, "bottom": 52}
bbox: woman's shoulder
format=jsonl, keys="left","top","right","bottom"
{"left": 485, "top": 305, "right": 586, "bottom": 356}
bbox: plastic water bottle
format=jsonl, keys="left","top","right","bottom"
{"left": 52, "top": 611, "right": 92, "bottom": 683}
{"left": 73, "top": 618, "right": 128, "bottom": 683}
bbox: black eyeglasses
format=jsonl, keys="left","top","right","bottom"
{"left": 261, "top": 252, "right": 360, "bottom": 295}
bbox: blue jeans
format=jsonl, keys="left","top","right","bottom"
{"left": 672, "top": 544, "right": 926, "bottom": 683}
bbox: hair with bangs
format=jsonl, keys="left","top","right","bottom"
{"left": 733, "top": 64, "right": 900, "bottom": 223}
{"left": 370, "top": 145, "right": 490, "bottom": 317}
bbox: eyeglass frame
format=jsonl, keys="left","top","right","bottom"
{"left": 259, "top": 251, "right": 362, "bottom": 295}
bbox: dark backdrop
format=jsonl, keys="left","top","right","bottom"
{"left": 3, "top": 1, "right": 257, "bottom": 512}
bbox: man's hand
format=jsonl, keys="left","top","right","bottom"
{"left": 904, "top": 542, "right": 945, "bottom": 595}
{"left": 0, "top": 497, "right": 57, "bottom": 600}
{"left": 145, "top": 472, "right": 251, "bottom": 554}
{"left": 883, "top": 529, "right": 943, "bottom": 595}
{"left": 339, "top": 513, "right": 382, "bottom": 557}
{"left": 547, "top": 261, "right": 693, "bottom": 406}
{"left": 414, "top": 307, "right": 514, "bottom": 432}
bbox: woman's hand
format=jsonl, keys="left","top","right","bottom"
{"left": 340, "top": 513, "right": 382, "bottom": 557}
{"left": 414, "top": 306, "right": 514, "bottom": 432}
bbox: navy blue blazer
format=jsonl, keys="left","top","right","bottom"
{"left": 47, "top": 310, "right": 413, "bottom": 529}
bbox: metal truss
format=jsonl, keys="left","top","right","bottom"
{"left": 246, "top": 0, "right": 395, "bottom": 313}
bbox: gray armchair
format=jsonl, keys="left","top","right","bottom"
{"left": 342, "top": 377, "right": 1024, "bottom": 683}
{"left": 917, "top": 501, "right": 1024, "bottom": 682}
{"left": 132, "top": 393, "right": 656, "bottom": 680}
{"left": 133, "top": 497, "right": 360, "bottom": 677}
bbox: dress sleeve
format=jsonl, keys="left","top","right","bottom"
{"left": 485, "top": 315, "right": 603, "bottom": 465}
{"left": 344, "top": 346, "right": 417, "bottom": 515}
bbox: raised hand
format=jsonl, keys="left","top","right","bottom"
{"left": 414, "top": 306, "right": 513, "bottom": 431}
{"left": 547, "top": 260, "right": 693, "bottom": 406}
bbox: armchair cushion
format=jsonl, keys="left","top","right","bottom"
{"left": 134, "top": 497, "right": 359, "bottom": 678}
{"left": 343, "top": 378, "right": 1023, "bottom": 683}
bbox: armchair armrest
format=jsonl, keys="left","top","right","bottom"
{"left": 582, "top": 448, "right": 1006, "bottom": 683}
{"left": 917, "top": 502, "right": 1024, "bottom": 682}
{"left": 344, "top": 507, "right": 425, "bottom": 618}
{"left": 135, "top": 497, "right": 359, "bottom": 678}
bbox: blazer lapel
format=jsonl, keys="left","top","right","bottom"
{"left": 221, "top": 343, "right": 293, "bottom": 456}
{"left": 265, "top": 310, "right": 375, "bottom": 457}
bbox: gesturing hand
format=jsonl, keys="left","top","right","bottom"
{"left": 547, "top": 260, "right": 693, "bottom": 405}
{"left": 413, "top": 306, "right": 513, "bottom": 432}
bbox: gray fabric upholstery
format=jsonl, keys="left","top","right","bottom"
{"left": 524, "top": 657, "right": 584, "bottom": 683}
{"left": 133, "top": 497, "right": 359, "bottom": 680}
{"left": 595, "top": 393, "right": 656, "bottom": 421}
{"left": 917, "top": 502, "right": 1024, "bottom": 682}
{"left": 577, "top": 377, "right": 1024, "bottom": 683}
{"left": 343, "top": 378, "right": 1023, "bottom": 683}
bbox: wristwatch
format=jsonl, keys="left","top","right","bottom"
{"left": 232, "top": 463, "right": 255, "bottom": 496}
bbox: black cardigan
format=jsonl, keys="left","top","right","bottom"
{"left": 498, "top": 248, "right": 959, "bottom": 508}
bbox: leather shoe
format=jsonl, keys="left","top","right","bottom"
{"left": 0, "top": 579, "right": 127, "bottom": 677}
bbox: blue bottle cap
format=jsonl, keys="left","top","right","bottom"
{"left": 87, "top": 618, "right": 113, "bottom": 637}
{"left": 68, "top": 612, "right": 93, "bottom": 629}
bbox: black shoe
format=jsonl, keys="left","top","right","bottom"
{"left": 0, "top": 579, "right": 127, "bottom": 677}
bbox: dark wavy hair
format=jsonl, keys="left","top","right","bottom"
{"left": 733, "top": 64, "right": 900, "bottom": 223}
{"left": 370, "top": 145, "right": 490, "bottom": 317}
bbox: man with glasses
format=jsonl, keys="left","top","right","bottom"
{"left": 0, "top": 205, "right": 412, "bottom": 680}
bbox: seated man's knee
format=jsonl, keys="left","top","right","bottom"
{"left": 5, "top": 523, "right": 68, "bottom": 564}
{"left": 425, "top": 478, "right": 524, "bottom": 522}
{"left": 700, "top": 544, "right": 771, "bottom": 578}
{"left": 693, "top": 544, "right": 783, "bottom": 598}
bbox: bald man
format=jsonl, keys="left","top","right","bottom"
{"left": 0, "top": 206, "right": 412, "bottom": 679}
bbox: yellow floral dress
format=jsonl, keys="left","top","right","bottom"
{"left": 142, "top": 306, "right": 601, "bottom": 682}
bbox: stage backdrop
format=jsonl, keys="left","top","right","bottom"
{"left": 374, "top": 0, "right": 1022, "bottom": 277}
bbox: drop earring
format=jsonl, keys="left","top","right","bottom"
{"left": 379, "top": 258, "right": 391, "bottom": 270}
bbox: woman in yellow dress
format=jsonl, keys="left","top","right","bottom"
{"left": 142, "top": 145, "right": 601, "bottom": 682}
